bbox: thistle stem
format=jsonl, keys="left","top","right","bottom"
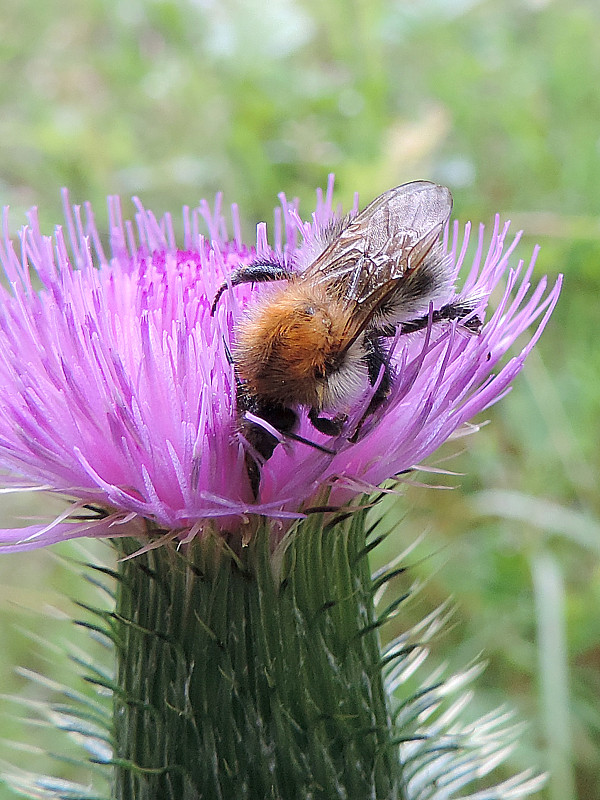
{"left": 112, "top": 511, "right": 401, "bottom": 799}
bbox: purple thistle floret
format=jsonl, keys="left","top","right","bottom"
{"left": 0, "top": 178, "right": 561, "bottom": 551}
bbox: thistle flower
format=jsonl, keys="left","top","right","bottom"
{"left": 0, "top": 179, "right": 561, "bottom": 800}
{"left": 0, "top": 178, "right": 560, "bottom": 551}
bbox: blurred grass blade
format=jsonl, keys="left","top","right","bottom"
{"left": 472, "top": 490, "right": 600, "bottom": 553}
{"left": 531, "top": 552, "right": 576, "bottom": 800}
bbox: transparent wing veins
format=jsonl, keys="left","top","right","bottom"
{"left": 302, "top": 182, "right": 452, "bottom": 344}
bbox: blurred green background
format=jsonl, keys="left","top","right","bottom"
{"left": 0, "top": 1, "right": 598, "bottom": 798}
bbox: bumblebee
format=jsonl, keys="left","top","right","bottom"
{"left": 211, "top": 181, "right": 480, "bottom": 496}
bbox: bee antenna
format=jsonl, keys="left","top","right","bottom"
{"left": 222, "top": 337, "right": 235, "bottom": 367}
{"left": 210, "top": 282, "right": 229, "bottom": 316}
{"left": 222, "top": 337, "right": 244, "bottom": 390}
{"left": 210, "top": 262, "right": 295, "bottom": 316}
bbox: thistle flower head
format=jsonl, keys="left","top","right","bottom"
{"left": 0, "top": 178, "right": 561, "bottom": 550}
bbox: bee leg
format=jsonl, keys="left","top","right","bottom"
{"left": 349, "top": 335, "right": 392, "bottom": 443}
{"left": 365, "top": 334, "right": 392, "bottom": 399}
{"left": 400, "top": 300, "right": 482, "bottom": 334}
{"left": 244, "top": 452, "right": 262, "bottom": 500}
{"left": 308, "top": 408, "right": 346, "bottom": 436}
{"left": 239, "top": 417, "right": 280, "bottom": 499}
{"left": 238, "top": 432, "right": 274, "bottom": 500}
{"left": 211, "top": 262, "right": 295, "bottom": 314}
{"left": 237, "top": 395, "right": 298, "bottom": 498}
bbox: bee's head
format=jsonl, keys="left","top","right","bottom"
{"left": 234, "top": 285, "right": 367, "bottom": 411}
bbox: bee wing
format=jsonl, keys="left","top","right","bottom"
{"left": 304, "top": 181, "right": 453, "bottom": 343}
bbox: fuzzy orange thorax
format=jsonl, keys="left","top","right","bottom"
{"left": 234, "top": 284, "right": 350, "bottom": 409}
